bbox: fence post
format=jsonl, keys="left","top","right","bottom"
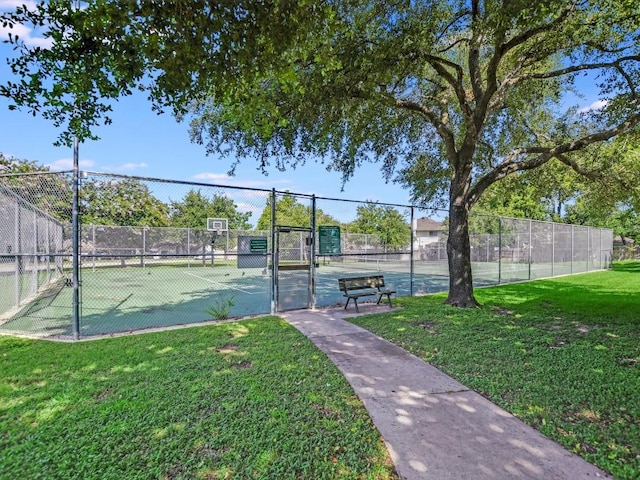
{"left": 45, "top": 217, "right": 51, "bottom": 284}
{"left": 498, "top": 217, "right": 502, "bottom": 284}
{"left": 528, "top": 219, "right": 532, "bottom": 280}
{"left": 599, "top": 228, "right": 603, "bottom": 269}
{"left": 486, "top": 234, "right": 489, "bottom": 263}
{"left": 142, "top": 226, "right": 146, "bottom": 269}
{"left": 187, "top": 228, "right": 191, "bottom": 268}
{"left": 32, "top": 208, "right": 38, "bottom": 296}
{"left": 551, "top": 223, "right": 555, "bottom": 277}
{"left": 14, "top": 197, "right": 20, "bottom": 308}
{"left": 586, "top": 227, "right": 590, "bottom": 272}
{"left": 310, "top": 195, "right": 317, "bottom": 309}
{"left": 92, "top": 224, "right": 96, "bottom": 272}
{"left": 570, "top": 225, "right": 574, "bottom": 274}
{"left": 270, "top": 189, "right": 277, "bottom": 314}
{"left": 71, "top": 141, "right": 80, "bottom": 341}
{"left": 410, "top": 206, "right": 414, "bottom": 296}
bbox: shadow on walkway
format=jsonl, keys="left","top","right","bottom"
{"left": 283, "top": 304, "right": 610, "bottom": 480}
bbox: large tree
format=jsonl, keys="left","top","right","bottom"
{"left": 255, "top": 192, "right": 340, "bottom": 230}
{"left": 190, "top": 2, "right": 640, "bottom": 306}
{"left": 3, "top": 2, "right": 640, "bottom": 307}
{"left": 80, "top": 177, "right": 169, "bottom": 226}
{"left": 0, "top": 153, "right": 72, "bottom": 222}
{"left": 347, "top": 203, "right": 411, "bottom": 252}
{"left": 170, "top": 189, "right": 251, "bottom": 230}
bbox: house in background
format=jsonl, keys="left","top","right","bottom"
{"left": 413, "top": 217, "right": 445, "bottom": 245}
{"left": 413, "top": 217, "right": 446, "bottom": 260}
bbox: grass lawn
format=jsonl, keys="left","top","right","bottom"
{"left": 348, "top": 261, "right": 640, "bottom": 480}
{"left": 0, "top": 319, "right": 397, "bottom": 480}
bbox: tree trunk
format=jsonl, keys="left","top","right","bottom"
{"left": 445, "top": 202, "right": 480, "bottom": 307}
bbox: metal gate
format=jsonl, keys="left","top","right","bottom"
{"left": 274, "top": 226, "right": 314, "bottom": 311}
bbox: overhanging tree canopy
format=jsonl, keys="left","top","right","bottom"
{"left": 2, "top": 1, "right": 640, "bottom": 307}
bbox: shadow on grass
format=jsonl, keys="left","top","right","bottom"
{"left": 476, "top": 274, "right": 639, "bottom": 326}
{"left": 613, "top": 260, "right": 640, "bottom": 273}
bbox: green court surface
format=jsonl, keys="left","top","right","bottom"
{"left": 0, "top": 258, "right": 606, "bottom": 339}
{"left": 1, "top": 264, "right": 271, "bottom": 338}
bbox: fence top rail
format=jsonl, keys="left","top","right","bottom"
{"left": 1, "top": 170, "right": 613, "bottom": 233}
{"left": 482, "top": 214, "right": 613, "bottom": 232}
{"left": 0, "top": 170, "right": 73, "bottom": 178}
{"left": 82, "top": 170, "right": 421, "bottom": 211}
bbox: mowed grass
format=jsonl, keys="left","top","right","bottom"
{"left": 0, "top": 319, "right": 397, "bottom": 480}
{"left": 349, "top": 261, "right": 640, "bottom": 480}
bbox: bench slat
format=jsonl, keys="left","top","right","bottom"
{"left": 339, "top": 275, "right": 385, "bottom": 291}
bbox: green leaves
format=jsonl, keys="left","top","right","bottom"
{"left": 170, "top": 189, "right": 251, "bottom": 231}
{"left": 348, "top": 202, "right": 410, "bottom": 251}
{"left": 255, "top": 193, "right": 339, "bottom": 230}
{"left": 81, "top": 177, "right": 170, "bottom": 227}
{"left": 4, "top": 1, "right": 640, "bottom": 305}
{"left": 1, "top": 1, "right": 332, "bottom": 146}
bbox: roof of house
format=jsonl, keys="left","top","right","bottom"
{"left": 415, "top": 217, "right": 445, "bottom": 232}
{"left": 614, "top": 235, "right": 636, "bottom": 245}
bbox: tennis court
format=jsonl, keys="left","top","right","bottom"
{"left": 0, "top": 254, "right": 611, "bottom": 339}
{"left": 1, "top": 263, "right": 271, "bottom": 337}
{"left": 0, "top": 171, "right": 614, "bottom": 340}
{"left": 0, "top": 257, "right": 485, "bottom": 338}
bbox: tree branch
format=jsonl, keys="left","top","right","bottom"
{"left": 468, "top": 0, "right": 484, "bottom": 103}
{"left": 467, "top": 112, "right": 640, "bottom": 207}
{"left": 479, "top": 3, "right": 580, "bottom": 122}
{"left": 555, "top": 153, "right": 603, "bottom": 180}
{"left": 435, "top": 8, "right": 471, "bottom": 51}
{"left": 392, "top": 97, "right": 456, "bottom": 154}
{"left": 529, "top": 56, "right": 640, "bottom": 80}
{"left": 424, "top": 55, "right": 472, "bottom": 121}
{"left": 498, "top": 2, "right": 579, "bottom": 57}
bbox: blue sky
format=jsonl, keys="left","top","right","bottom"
{"left": 0, "top": 2, "right": 604, "bottom": 223}
{"left": 0, "top": 1, "right": 413, "bottom": 210}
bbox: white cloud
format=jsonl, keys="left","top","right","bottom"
{"left": 193, "top": 172, "right": 232, "bottom": 182}
{"left": 579, "top": 99, "right": 608, "bottom": 114}
{"left": 0, "top": 21, "right": 53, "bottom": 49}
{"left": 235, "top": 201, "right": 266, "bottom": 215}
{"left": 0, "top": 2, "right": 53, "bottom": 49}
{"left": 0, "top": 1, "right": 38, "bottom": 9}
{"left": 192, "top": 171, "right": 292, "bottom": 189}
{"left": 46, "top": 158, "right": 95, "bottom": 171}
{"left": 115, "top": 162, "right": 148, "bottom": 171}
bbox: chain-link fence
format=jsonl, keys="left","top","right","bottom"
{"left": 0, "top": 177, "right": 68, "bottom": 329}
{"left": 0, "top": 171, "right": 613, "bottom": 340}
{"left": 614, "top": 243, "right": 639, "bottom": 260}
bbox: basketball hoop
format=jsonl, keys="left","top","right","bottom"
{"left": 207, "top": 217, "right": 228, "bottom": 232}
{"left": 207, "top": 218, "right": 228, "bottom": 245}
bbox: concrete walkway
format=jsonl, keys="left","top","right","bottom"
{"left": 282, "top": 305, "right": 611, "bottom": 480}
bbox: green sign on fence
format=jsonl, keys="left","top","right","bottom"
{"left": 318, "top": 226, "right": 341, "bottom": 255}
{"left": 249, "top": 238, "right": 268, "bottom": 254}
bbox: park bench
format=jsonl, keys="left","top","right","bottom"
{"left": 338, "top": 275, "right": 396, "bottom": 313}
